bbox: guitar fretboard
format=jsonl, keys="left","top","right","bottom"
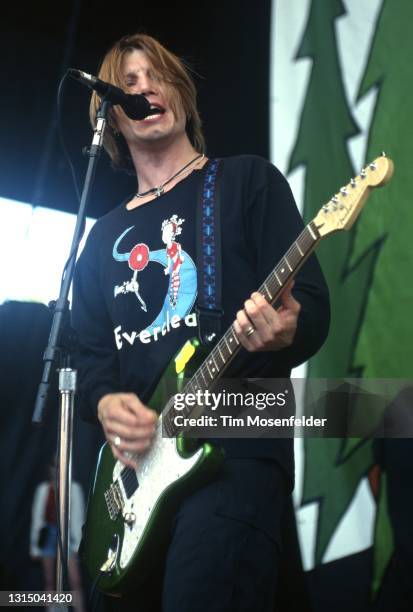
{"left": 163, "top": 221, "right": 320, "bottom": 436}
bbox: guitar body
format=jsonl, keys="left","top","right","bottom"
{"left": 82, "top": 338, "right": 225, "bottom": 594}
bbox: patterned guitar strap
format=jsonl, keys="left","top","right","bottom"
{"left": 196, "top": 158, "right": 223, "bottom": 346}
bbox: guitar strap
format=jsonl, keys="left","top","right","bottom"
{"left": 196, "top": 158, "right": 223, "bottom": 346}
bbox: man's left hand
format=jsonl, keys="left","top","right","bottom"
{"left": 233, "top": 282, "right": 301, "bottom": 352}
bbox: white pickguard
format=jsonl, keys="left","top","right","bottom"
{"left": 111, "top": 428, "right": 203, "bottom": 569}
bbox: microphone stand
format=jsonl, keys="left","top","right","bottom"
{"left": 33, "top": 98, "right": 111, "bottom": 599}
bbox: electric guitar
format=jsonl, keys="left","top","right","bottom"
{"left": 82, "top": 155, "right": 394, "bottom": 594}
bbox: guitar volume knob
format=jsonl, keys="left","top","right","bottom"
{"left": 123, "top": 511, "right": 136, "bottom": 525}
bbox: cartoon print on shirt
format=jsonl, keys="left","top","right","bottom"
{"left": 161, "top": 215, "right": 185, "bottom": 308}
{"left": 112, "top": 222, "right": 197, "bottom": 345}
{"left": 114, "top": 242, "right": 149, "bottom": 311}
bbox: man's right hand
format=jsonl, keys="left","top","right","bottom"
{"left": 97, "top": 393, "right": 158, "bottom": 469}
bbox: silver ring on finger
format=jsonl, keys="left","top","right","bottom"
{"left": 245, "top": 326, "right": 256, "bottom": 338}
{"left": 113, "top": 435, "right": 122, "bottom": 448}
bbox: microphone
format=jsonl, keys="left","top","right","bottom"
{"left": 68, "top": 68, "right": 152, "bottom": 120}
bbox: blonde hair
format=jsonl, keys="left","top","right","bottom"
{"left": 89, "top": 33, "right": 205, "bottom": 172}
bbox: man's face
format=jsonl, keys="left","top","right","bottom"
{"left": 114, "top": 49, "right": 186, "bottom": 148}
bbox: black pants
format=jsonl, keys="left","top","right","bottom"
{"left": 105, "top": 458, "right": 288, "bottom": 612}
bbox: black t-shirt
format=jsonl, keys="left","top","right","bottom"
{"left": 72, "top": 155, "right": 330, "bottom": 486}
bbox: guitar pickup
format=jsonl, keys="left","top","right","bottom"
{"left": 120, "top": 467, "right": 139, "bottom": 499}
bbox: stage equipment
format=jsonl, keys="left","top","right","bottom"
{"left": 33, "top": 77, "right": 124, "bottom": 598}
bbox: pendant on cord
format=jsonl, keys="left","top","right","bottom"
{"left": 156, "top": 186, "right": 164, "bottom": 197}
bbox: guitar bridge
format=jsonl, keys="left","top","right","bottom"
{"left": 104, "top": 480, "right": 124, "bottom": 520}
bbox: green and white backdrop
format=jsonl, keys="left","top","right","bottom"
{"left": 270, "top": 0, "right": 413, "bottom": 603}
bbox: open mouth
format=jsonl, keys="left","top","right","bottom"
{"left": 141, "top": 105, "right": 166, "bottom": 121}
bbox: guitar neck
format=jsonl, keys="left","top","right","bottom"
{"left": 163, "top": 220, "right": 321, "bottom": 434}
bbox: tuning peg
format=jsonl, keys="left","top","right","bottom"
{"left": 329, "top": 196, "right": 338, "bottom": 210}
{"left": 381, "top": 151, "right": 387, "bottom": 157}
{"left": 351, "top": 178, "right": 356, "bottom": 188}
{"left": 360, "top": 169, "right": 367, "bottom": 179}
{"left": 369, "top": 162, "right": 376, "bottom": 170}
{"left": 340, "top": 187, "right": 348, "bottom": 196}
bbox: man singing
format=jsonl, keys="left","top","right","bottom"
{"left": 72, "top": 33, "right": 330, "bottom": 611}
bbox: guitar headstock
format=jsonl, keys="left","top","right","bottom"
{"left": 313, "top": 155, "right": 394, "bottom": 238}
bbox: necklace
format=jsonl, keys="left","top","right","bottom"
{"left": 135, "top": 153, "right": 205, "bottom": 199}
